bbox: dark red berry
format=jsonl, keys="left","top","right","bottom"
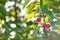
{"left": 46, "top": 24, "right": 50, "bottom": 28}
{"left": 42, "top": 23, "right": 50, "bottom": 28}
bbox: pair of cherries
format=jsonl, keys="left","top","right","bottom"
{"left": 36, "top": 17, "right": 50, "bottom": 28}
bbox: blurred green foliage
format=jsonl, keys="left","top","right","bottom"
{"left": 0, "top": 0, "right": 60, "bottom": 40}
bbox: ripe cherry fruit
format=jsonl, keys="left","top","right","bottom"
{"left": 36, "top": 17, "right": 41, "bottom": 22}
{"left": 42, "top": 23, "right": 50, "bottom": 28}
{"left": 46, "top": 24, "right": 50, "bottom": 28}
{"left": 42, "top": 23, "right": 46, "bottom": 27}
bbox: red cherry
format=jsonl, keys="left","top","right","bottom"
{"left": 36, "top": 17, "right": 41, "bottom": 22}
{"left": 42, "top": 23, "right": 46, "bottom": 27}
{"left": 46, "top": 24, "right": 50, "bottom": 28}
{"left": 42, "top": 23, "right": 50, "bottom": 28}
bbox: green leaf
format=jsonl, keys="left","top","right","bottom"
{"left": 48, "top": 11, "right": 55, "bottom": 27}
{"left": 15, "top": 34, "right": 20, "bottom": 40}
{"left": 33, "top": 29, "right": 38, "bottom": 37}
{"left": 43, "top": 28, "right": 50, "bottom": 35}
{"left": 41, "top": 4, "right": 48, "bottom": 14}
{"left": 3, "top": 31, "right": 9, "bottom": 40}
{"left": 49, "top": 20, "right": 55, "bottom": 27}
{"left": 23, "top": 0, "right": 30, "bottom": 8}
{"left": 40, "top": 0, "right": 43, "bottom": 8}
{"left": 26, "top": 21, "right": 33, "bottom": 26}
{"left": 48, "top": 11, "right": 54, "bottom": 20}
{"left": 0, "top": 7, "right": 6, "bottom": 19}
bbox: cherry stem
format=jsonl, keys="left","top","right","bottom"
{"left": 40, "top": 11, "right": 45, "bottom": 23}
